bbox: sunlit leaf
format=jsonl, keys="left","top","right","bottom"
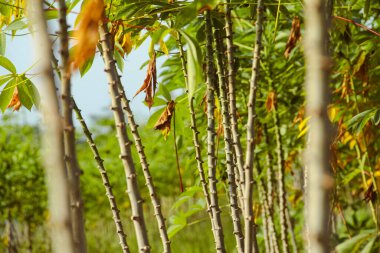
{"left": 0, "top": 32, "right": 5, "bottom": 55}
{"left": 0, "top": 55, "right": 17, "bottom": 73}
{"left": 71, "top": 0, "right": 104, "bottom": 71}
{"left": 0, "top": 79, "right": 16, "bottom": 112}
{"left": 336, "top": 231, "right": 373, "bottom": 253}
{"left": 4, "top": 18, "right": 27, "bottom": 31}
{"left": 179, "top": 31, "right": 203, "bottom": 100}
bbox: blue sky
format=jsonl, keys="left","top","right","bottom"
{"left": 1, "top": 10, "right": 162, "bottom": 126}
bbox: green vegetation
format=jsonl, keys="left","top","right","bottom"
{"left": 1, "top": 0, "right": 380, "bottom": 252}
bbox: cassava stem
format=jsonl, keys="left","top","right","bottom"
{"left": 72, "top": 99, "right": 130, "bottom": 253}
{"left": 205, "top": 10, "right": 226, "bottom": 253}
{"left": 244, "top": 0, "right": 264, "bottom": 252}
{"left": 98, "top": 22, "right": 151, "bottom": 253}
{"left": 57, "top": 1, "right": 87, "bottom": 252}
{"left": 214, "top": 22, "right": 244, "bottom": 253}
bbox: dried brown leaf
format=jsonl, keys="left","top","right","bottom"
{"left": 71, "top": 0, "right": 105, "bottom": 71}
{"left": 284, "top": 16, "right": 301, "bottom": 58}
{"left": 134, "top": 53, "right": 157, "bottom": 108}
{"left": 265, "top": 91, "right": 277, "bottom": 112}
{"left": 7, "top": 87, "right": 21, "bottom": 111}
{"left": 154, "top": 100, "right": 175, "bottom": 138}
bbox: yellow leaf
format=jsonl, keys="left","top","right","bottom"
{"left": 159, "top": 39, "right": 169, "bottom": 55}
{"left": 349, "top": 139, "right": 356, "bottom": 150}
{"left": 71, "top": 0, "right": 104, "bottom": 71}
{"left": 297, "top": 125, "right": 309, "bottom": 139}
{"left": 298, "top": 116, "right": 311, "bottom": 132}
{"left": 328, "top": 105, "right": 338, "bottom": 122}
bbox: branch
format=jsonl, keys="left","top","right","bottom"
{"left": 117, "top": 73, "right": 172, "bottom": 253}
{"left": 27, "top": 1, "right": 74, "bottom": 253}
{"left": 214, "top": 22, "right": 244, "bottom": 253}
{"left": 244, "top": 0, "right": 264, "bottom": 251}
{"left": 175, "top": 31, "right": 216, "bottom": 238}
{"left": 255, "top": 160, "right": 280, "bottom": 253}
{"left": 205, "top": 10, "right": 226, "bottom": 253}
{"left": 98, "top": 22, "right": 150, "bottom": 253}
{"left": 57, "top": 1, "right": 87, "bottom": 252}
{"left": 333, "top": 15, "right": 380, "bottom": 37}
{"left": 272, "top": 104, "right": 290, "bottom": 253}
{"left": 224, "top": 0, "right": 245, "bottom": 211}
{"left": 72, "top": 99, "right": 130, "bottom": 253}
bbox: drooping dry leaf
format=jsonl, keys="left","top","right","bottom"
{"left": 71, "top": 0, "right": 105, "bottom": 71}
{"left": 134, "top": 52, "right": 157, "bottom": 108}
{"left": 154, "top": 100, "right": 175, "bottom": 138}
{"left": 284, "top": 16, "right": 301, "bottom": 58}
{"left": 7, "top": 87, "right": 21, "bottom": 111}
{"left": 265, "top": 91, "right": 277, "bottom": 112}
{"left": 363, "top": 183, "right": 376, "bottom": 202}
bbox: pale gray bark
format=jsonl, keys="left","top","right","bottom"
{"left": 72, "top": 99, "right": 130, "bottom": 253}
{"left": 118, "top": 81, "right": 171, "bottom": 253}
{"left": 57, "top": 1, "right": 87, "bottom": 252}
{"left": 205, "top": 10, "right": 226, "bottom": 253}
{"left": 28, "top": 1, "right": 75, "bottom": 253}
{"left": 176, "top": 32, "right": 214, "bottom": 229}
{"left": 214, "top": 24, "right": 244, "bottom": 253}
{"left": 225, "top": 0, "right": 245, "bottom": 203}
{"left": 244, "top": 0, "right": 264, "bottom": 252}
{"left": 304, "top": 0, "right": 333, "bottom": 251}
{"left": 98, "top": 22, "right": 150, "bottom": 253}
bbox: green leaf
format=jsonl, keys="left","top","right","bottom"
{"left": 364, "top": 0, "right": 370, "bottom": 19}
{"left": 179, "top": 31, "right": 203, "bottom": 100}
{"left": 80, "top": 55, "right": 94, "bottom": 77}
{"left": 0, "top": 31, "right": 5, "bottom": 55}
{"left": 0, "top": 55, "right": 17, "bottom": 73}
{"left": 4, "top": 19, "right": 27, "bottom": 31}
{"left": 18, "top": 82, "right": 33, "bottom": 111}
{"left": 347, "top": 109, "right": 376, "bottom": 134}
{"left": 25, "top": 79, "right": 40, "bottom": 109}
{"left": 372, "top": 109, "right": 380, "bottom": 125}
{"left": 44, "top": 9, "right": 59, "bottom": 20}
{"left": 159, "top": 84, "right": 171, "bottom": 101}
{"left": 360, "top": 236, "right": 376, "bottom": 253}
{"left": 0, "top": 74, "right": 13, "bottom": 86}
{"left": 114, "top": 50, "right": 124, "bottom": 72}
{"left": 0, "top": 79, "right": 16, "bottom": 112}
{"left": 167, "top": 214, "right": 186, "bottom": 239}
{"left": 336, "top": 232, "right": 373, "bottom": 253}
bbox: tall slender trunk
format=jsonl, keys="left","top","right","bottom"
{"left": 272, "top": 105, "right": 290, "bottom": 253}
{"left": 118, "top": 83, "right": 171, "bottom": 253}
{"left": 98, "top": 22, "right": 150, "bottom": 252}
{"left": 205, "top": 10, "right": 226, "bottom": 253}
{"left": 57, "top": 1, "right": 87, "bottom": 252}
{"left": 176, "top": 31, "right": 214, "bottom": 233}
{"left": 214, "top": 23, "right": 244, "bottom": 253}
{"left": 244, "top": 0, "right": 264, "bottom": 252}
{"left": 27, "top": 1, "right": 75, "bottom": 253}
{"left": 72, "top": 99, "right": 130, "bottom": 253}
{"left": 224, "top": 0, "right": 245, "bottom": 204}
{"left": 304, "top": 0, "right": 333, "bottom": 251}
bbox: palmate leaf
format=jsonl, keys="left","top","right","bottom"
{"left": 178, "top": 31, "right": 203, "bottom": 100}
